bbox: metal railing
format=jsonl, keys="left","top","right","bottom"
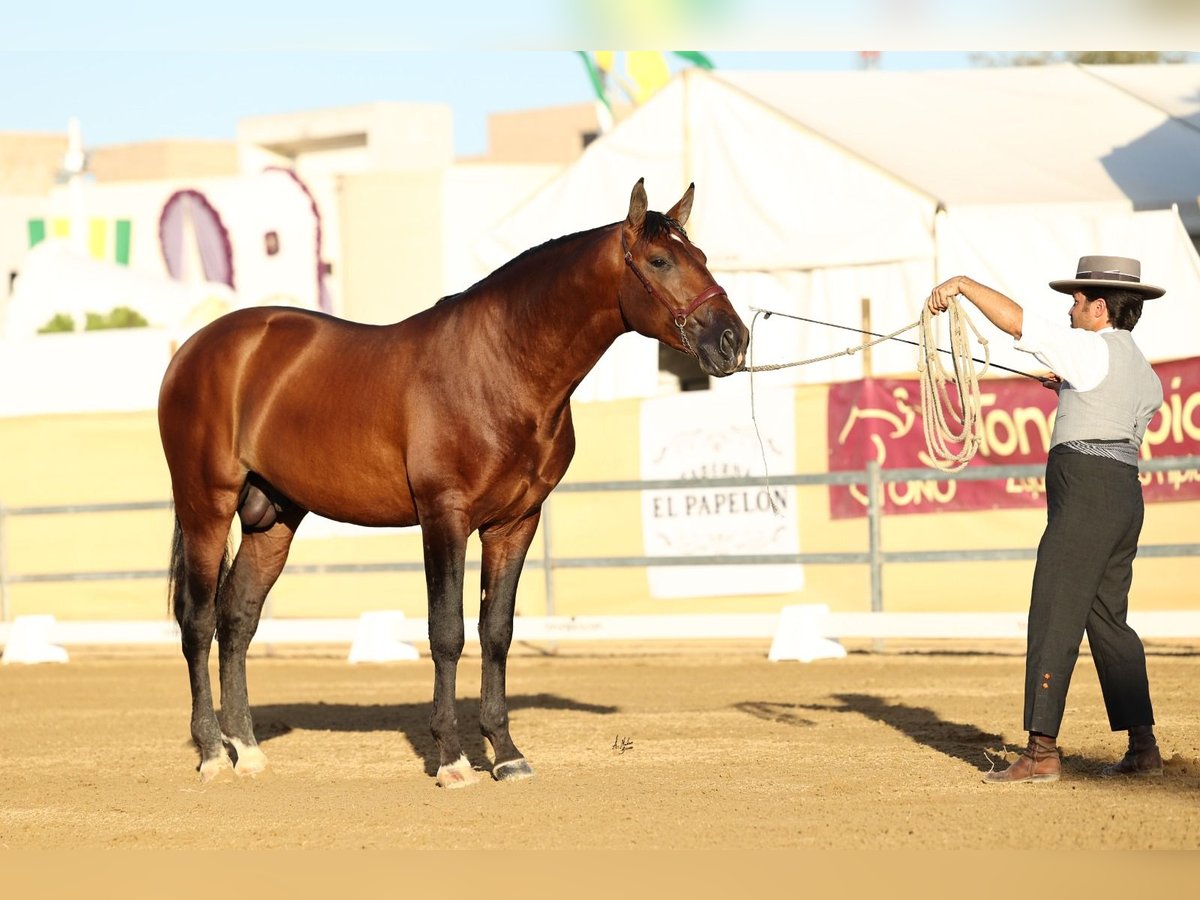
{"left": 3, "top": 456, "right": 1199, "bottom": 622}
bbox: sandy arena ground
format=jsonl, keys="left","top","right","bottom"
{"left": 1, "top": 639, "right": 1198, "bottom": 850}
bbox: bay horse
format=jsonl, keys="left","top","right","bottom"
{"left": 158, "top": 179, "right": 749, "bottom": 787}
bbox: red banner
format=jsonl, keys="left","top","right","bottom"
{"left": 828, "top": 357, "right": 1200, "bottom": 518}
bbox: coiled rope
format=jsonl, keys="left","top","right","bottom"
{"left": 742, "top": 298, "right": 990, "bottom": 473}
{"left": 915, "top": 298, "right": 990, "bottom": 472}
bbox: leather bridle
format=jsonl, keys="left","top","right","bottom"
{"left": 620, "top": 228, "right": 728, "bottom": 332}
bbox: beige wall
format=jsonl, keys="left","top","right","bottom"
{"left": 0, "top": 134, "right": 67, "bottom": 196}
{"left": 87, "top": 140, "right": 239, "bottom": 183}
{"left": 337, "top": 171, "right": 445, "bottom": 325}
{"left": 0, "top": 133, "right": 238, "bottom": 188}
{"left": 239, "top": 102, "right": 455, "bottom": 174}
{"left": 335, "top": 163, "right": 560, "bottom": 324}
{"left": 2, "top": 388, "right": 1197, "bottom": 623}
{"left": 485, "top": 102, "right": 631, "bottom": 164}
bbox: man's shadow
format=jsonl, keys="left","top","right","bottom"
{"left": 800, "top": 693, "right": 1008, "bottom": 771}
{"left": 247, "top": 692, "right": 617, "bottom": 777}
{"left": 739, "top": 696, "right": 1012, "bottom": 772}
{"left": 737, "top": 692, "right": 1112, "bottom": 774}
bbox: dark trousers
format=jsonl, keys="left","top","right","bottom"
{"left": 1024, "top": 446, "right": 1155, "bottom": 736}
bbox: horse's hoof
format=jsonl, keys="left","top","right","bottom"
{"left": 231, "top": 740, "right": 268, "bottom": 776}
{"left": 493, "top": 758, "right": 534, "bottom": 782}
{"left": 436, "top": 754, "right": 479, "bottom": 789}
{"left": 198, "top": 749, "right": 233, "bottom": 783}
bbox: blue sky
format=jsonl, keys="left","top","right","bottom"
{"left": 0, "top": 50, "right": 982, "bottom": 157}
{"left": 2, "top": 3, "right": 1195, "bottom": 156}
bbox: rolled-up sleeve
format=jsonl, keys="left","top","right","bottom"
{"left": 1014, "top": 310, "right": 1109, "bottom": 391}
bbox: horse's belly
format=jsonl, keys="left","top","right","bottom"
{"left": 249, "top": 455, "right": 419, "bottom": 528}
{"left": 300, "top": 482, "right": 418, "bottom": 528}
{"left": 309, "top": 501, "right": 420, "bottom": 529}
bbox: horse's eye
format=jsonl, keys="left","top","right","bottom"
{"left": 650, "top": 257, "right": 669, "bottom": 269}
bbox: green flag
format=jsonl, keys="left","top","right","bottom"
{"left": 672, "top": 51, "right": 715, "bottom": 70}
{"left": 577, "top": 51, "right": 613, "bottom": 114}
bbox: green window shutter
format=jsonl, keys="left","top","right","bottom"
{"left": 114, "top": 220, "right": 131, "bottom": 265}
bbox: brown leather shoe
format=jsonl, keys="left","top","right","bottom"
{"left": 1101, "top": 728, "right": 1163, "bottom": 778}
{"left": 984, "top": 736, "right": 1061, "bottom": 784}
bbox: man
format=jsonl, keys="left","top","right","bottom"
{"left": 927, "top": 256, "right": 1165, "bottom": 784}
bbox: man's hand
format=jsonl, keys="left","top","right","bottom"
{"left": 925, "top": 275, "right": 1023, "bottom": 338}
{"left": 927, "top": 276, "right": 968, "bottom": 316}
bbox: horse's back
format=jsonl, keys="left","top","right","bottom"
{"left": 170, "top": 306, "right": 371, "bottom": 365}
{"left": 164, "top": 306, "right": 395, "bottom": 397}
{"left": 160, "top": 307, "right": 421, "bottom": 521}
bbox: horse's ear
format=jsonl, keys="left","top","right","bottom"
{"left": 666, "top": 183, "right": 694, "bottom": 228}
{"left": 625, "top": 178, "right": 648, "bottom": 232}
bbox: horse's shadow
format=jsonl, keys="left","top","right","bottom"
{"left": 249, "top": 693, "right": 617, "bottom": 777}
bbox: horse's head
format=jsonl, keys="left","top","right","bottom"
{"left": 618, "top": 179, "right": 749, "bottom": 377}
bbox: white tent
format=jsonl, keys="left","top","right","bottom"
{"left": 474, "top": 64, "right": 1200, "bottom": 398}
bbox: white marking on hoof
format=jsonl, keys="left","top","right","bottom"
{"left": 492, "top": 758, "right": 534, "bottom": 782}
{"left": 230, "top": 739, "right": 268, "bottom": 776}
{"left": 198, "top": 749, "right": 233, "bottom": 783}
{"left": 436, "top": 754, "right": 479, "bottom": 789}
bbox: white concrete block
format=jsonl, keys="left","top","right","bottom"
{"left": 1, "top": 615, "right": 70, "bottom": 665}
{"left": 768, "top": 604, "right": 847, "bottom": 662}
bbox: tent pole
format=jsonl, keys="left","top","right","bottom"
{"left": 682, "top": 68, "right": 693, "bottom": 194}
{"left": 861, "top": 297, "right": 873, "bottom": 378}
{"left": 932, "top": 202, "right": 947, "bottom": 284}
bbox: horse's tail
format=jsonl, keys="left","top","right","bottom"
{"left": 167, "top": 512, "right": 231, "bottom": 624}
{"left": 168, "top": 513, "right": 187, "bottom": 622}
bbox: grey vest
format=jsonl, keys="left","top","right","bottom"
{"left": 1051, "top": 330, "right": 1163, "bottom": 448}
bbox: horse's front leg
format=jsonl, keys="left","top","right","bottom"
{"left": 421, "top": 509, "right": 475, "bottom": 788}
{"left": 478, "top": 513, "right": 541, "bottom": 782}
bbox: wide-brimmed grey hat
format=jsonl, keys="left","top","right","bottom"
{"left": 1049, "top": 255, "right": 1165, "bottom": 299}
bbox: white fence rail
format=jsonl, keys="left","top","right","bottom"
{"left": 2, "top": 457, "right": 1199, "bottom": 650}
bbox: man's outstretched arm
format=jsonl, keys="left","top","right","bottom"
{"left": 927, "top": 275, "right": 1024, "bottom": 339}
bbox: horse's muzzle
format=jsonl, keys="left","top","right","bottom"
{"left": 696, "top": 318, "right": 749, "bottom": 377}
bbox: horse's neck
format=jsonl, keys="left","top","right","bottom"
{"left": 487, "top": 227, "right": 628, "bottom": 402}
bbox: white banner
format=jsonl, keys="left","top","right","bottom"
{"left": 639, "top": 387, "right": 802, "bottom": 598}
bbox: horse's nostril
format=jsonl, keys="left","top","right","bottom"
{"left": 720, "top": 328, "right": 736, "bottom": 361}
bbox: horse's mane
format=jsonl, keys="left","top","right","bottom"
{"left": 486, "top": 225, "right": 608, "bottom": 280}
{"left": 437, "top": 211, "right": 683, "bottom": 309}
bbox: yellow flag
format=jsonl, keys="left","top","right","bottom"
{"left": 594, "top": 50, "right": 615, "bottom": 73}
{"left": 626, "top": 51, "right": 670, "bottom": 103}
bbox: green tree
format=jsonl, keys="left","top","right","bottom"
{"left": 970, "top": 51, "right": 1190, "bottom": 66}
{"left": 84, "top": 306, "right": 150, "bottom": 330}
{"left": 37, "top": 313, "right": 76, "bottom": 333}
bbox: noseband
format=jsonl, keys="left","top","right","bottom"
{"left": 620, "top": 230, "right": 728, "bottom": 338}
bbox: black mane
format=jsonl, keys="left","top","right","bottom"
{"left": 436, "top": 211, "right": 683, "bottom": 309}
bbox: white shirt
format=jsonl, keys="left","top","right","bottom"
{"left": 1013, "top": 308, "right": 1112, "bottom": 392}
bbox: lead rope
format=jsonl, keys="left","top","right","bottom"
{"left": 745, "top": 297, "right": 989, "bottom": 478}
{"left": 747, "top": 309, "right": 779, "bottom": 513}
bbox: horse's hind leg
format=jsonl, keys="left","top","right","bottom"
{"left": 478, "top": 513, "right": 541, "bottom": 782}
{"left": 173, "top": 514, "right": 237, "bottom": 782}
{"left": 216, "top": 503, "right": 307, "bottom": 776}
